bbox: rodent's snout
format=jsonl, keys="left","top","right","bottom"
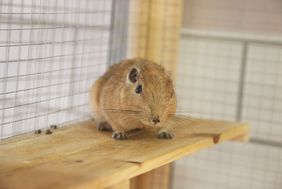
{"left": 152, "top": 116, "right": 160, "bottom": 125}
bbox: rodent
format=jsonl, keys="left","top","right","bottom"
{"left": 89, "top": 58, "right": 177, "bottom": 140}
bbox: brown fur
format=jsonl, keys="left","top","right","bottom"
{"left": 89, "top": 58, "right": 177, "bottom": 139}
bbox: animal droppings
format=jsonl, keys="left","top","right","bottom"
{"left": 213, "top": 135, "right": 220, "bottom": 144}
{"left": 35, "top": 129, "right": 42, "bottom": 134}
{"left": 50, "top": 125, "right": 57, "bottom": 129}
{"left": 45, "top": 129, "right": 52, "bottom": 135}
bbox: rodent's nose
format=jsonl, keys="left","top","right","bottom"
{"left": 152, "top": 116, "right": 160, "bottom": 125}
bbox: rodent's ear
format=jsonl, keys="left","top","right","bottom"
{"left": 127, "top": 67, "right": 139, "bottom": 84}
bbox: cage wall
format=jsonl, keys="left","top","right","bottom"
{"left": 172, "top": 0, "right": 282, "bottom": 189}
{"left": 0, "top": 1, "right": 182, "bottom": 188}
{"left": 0, "top": 0, "right": 115, "bottom": 139}
{"left": 3, "top": 1, "right": 278, "bottom": 189}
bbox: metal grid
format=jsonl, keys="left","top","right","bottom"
{"left": 173, "top": 30, "right": 282, "bottom": 189}
{"left": 173, "top": 1, "right": 282, "bottom": 188}
{"left": 0, "top": 0, "right": 116, "bottom": 139}
{"left": 243, "top": 43, "right": 282, "bottom": 142}
{"left": 176, "top": 35, "right": 242, "bottom": 120}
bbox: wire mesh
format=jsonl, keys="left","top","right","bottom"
{"left": 173, "top": 32, "right": 282, "bottom": 189}
{"left": 0, "top": 0, "right": 114, "bottom": 139}
{"left": 172, "top": 0, "right": 282, "bottom": 188}
{"left": 3, "top": 1, "right": 281, "bottom": 189}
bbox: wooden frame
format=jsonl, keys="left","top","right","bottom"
{"left": 0, "top": 117, "right": 249, "bottom": 189}
{"left": 127, "top": 0, "right": 183, "bottom": 80}
{"left": 0, "top": 1, "right": 251, "bottom": 189}
{"left": 127, "top": 1, "right": 183, "bottom": 188}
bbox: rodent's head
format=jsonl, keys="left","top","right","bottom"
{"left": 120, "top": 58, "right": 177, "bottom": 127}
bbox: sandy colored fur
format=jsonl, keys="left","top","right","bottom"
{"left": 89, "top": 58, "right": 177, "bottom": 138}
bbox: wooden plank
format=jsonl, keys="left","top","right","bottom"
{"left": 0, "top": 116, "right": 249, "bottom": 189}
{"left": 130, "top": 171, "right": 152, "bottom": 189}
{"left": 127, "top": 0, "right": 183, "bottom": 80}
{"left": 127, "top": 0, "right": 150, "bottom": 58}
{"left": 127, "top": 1, "right": 183, "bottom": 187}
{"left": 231, "top": 133, "right": 250, "bottom": 142}
{"left": 130, "top": 164, "right": 171, "bottom": 189}
{"left": 106, "top": 180, "right": 129, "bottom": 189}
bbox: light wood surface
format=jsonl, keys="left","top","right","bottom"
{"left": 106, "top": 180, "right": 129, "bottom": 189}
{"left": 130, "top": 164, "right": 171, "bottom": 189}
{"left": 127, "top": 1, "right": 183, "bottom": 187}
{"left": 0, "top": 116, "right": 249, "bottom": 189}
{"left": 127, "top": 0, "right": 183, "bottom": 80}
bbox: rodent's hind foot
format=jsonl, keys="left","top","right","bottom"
{"left": 97, "top": 122, "right": 112, "bottom": 131}
{"left": 112, "top": 131, "right": 128, "bottom": 140}
{"left": 158, "top": 130, "right": 175, "bottom": 139}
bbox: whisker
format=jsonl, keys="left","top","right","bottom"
{"left": 169, "top": 113, "right": 196, "bottom": 120}
{"left": 165, "top": 119, "right": 175, "bottom": 126}
{"left": 103, "top": 108, "right": 143, "bottom": 113}
{"left": 168, "top": 113, "right": 214, "bottom": 126}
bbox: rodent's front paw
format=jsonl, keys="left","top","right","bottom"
{"left": 158, "top": 131, "right": 175, "bottom": 139}
{"left": 112, "top": 131, "right": 128, "bottom": 140}
{"left": 98, "top": 122, "right": 112, "bottom": 131}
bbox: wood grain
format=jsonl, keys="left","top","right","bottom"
{"left": 127, "top": 1, "right": 183, "bottom": 187}
{"left": 0, "top": 116, "right": 249, "bottom": 189}
{"left": 130, "top": 164, "right": 171, "bottom": 189}
{"left": 127, "top": 0, "right": 183, "bottom": 81}
{"left": 106, "top": 180, "right": 129, "bottom": 189}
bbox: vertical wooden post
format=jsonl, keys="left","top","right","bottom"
{"left": 127, "top": 1, "right": 183, "bottom": 188}
{"left": 130, "top": 171, "right": 153, "bottom": 189}
{"left": 106, "top": 180, "right": 130, "bottom": 189}
{"left": 130, "top": 165, "right": 172, "bottom": 189}
{"left": 127, "top": 0, "right": 183, "bottom": 80}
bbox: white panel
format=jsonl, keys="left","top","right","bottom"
{"left": 173, "top": 32, "right": 282, "bottom": 189}
{"left": 173, "top": 142, "right": 282, "bottom": 189}
{"left": 176, "top": 37, "right": 242, "bottom": 120}
{"left": 242, "top": 44, "right": 282, "bottom": 142}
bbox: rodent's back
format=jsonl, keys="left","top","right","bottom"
{"left": 90, "top": 59, "right": 137, "bottom": 114}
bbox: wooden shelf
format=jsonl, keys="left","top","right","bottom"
{"left": 0, "top": 116, "right": 249, "bottom": 189}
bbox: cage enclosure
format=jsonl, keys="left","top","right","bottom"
{"left": 0, "top": 0, "right": 281, "bottom": 189}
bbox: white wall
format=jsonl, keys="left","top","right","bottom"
{"left": 182, "top": 0, "right": 282, "bottom": 34}
{"left": 173, "top": 29, "right": 282, "bottom": 189}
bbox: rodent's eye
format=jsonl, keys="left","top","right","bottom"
{"left": 135, "top": 85, "right": 142, "bottom": 94}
